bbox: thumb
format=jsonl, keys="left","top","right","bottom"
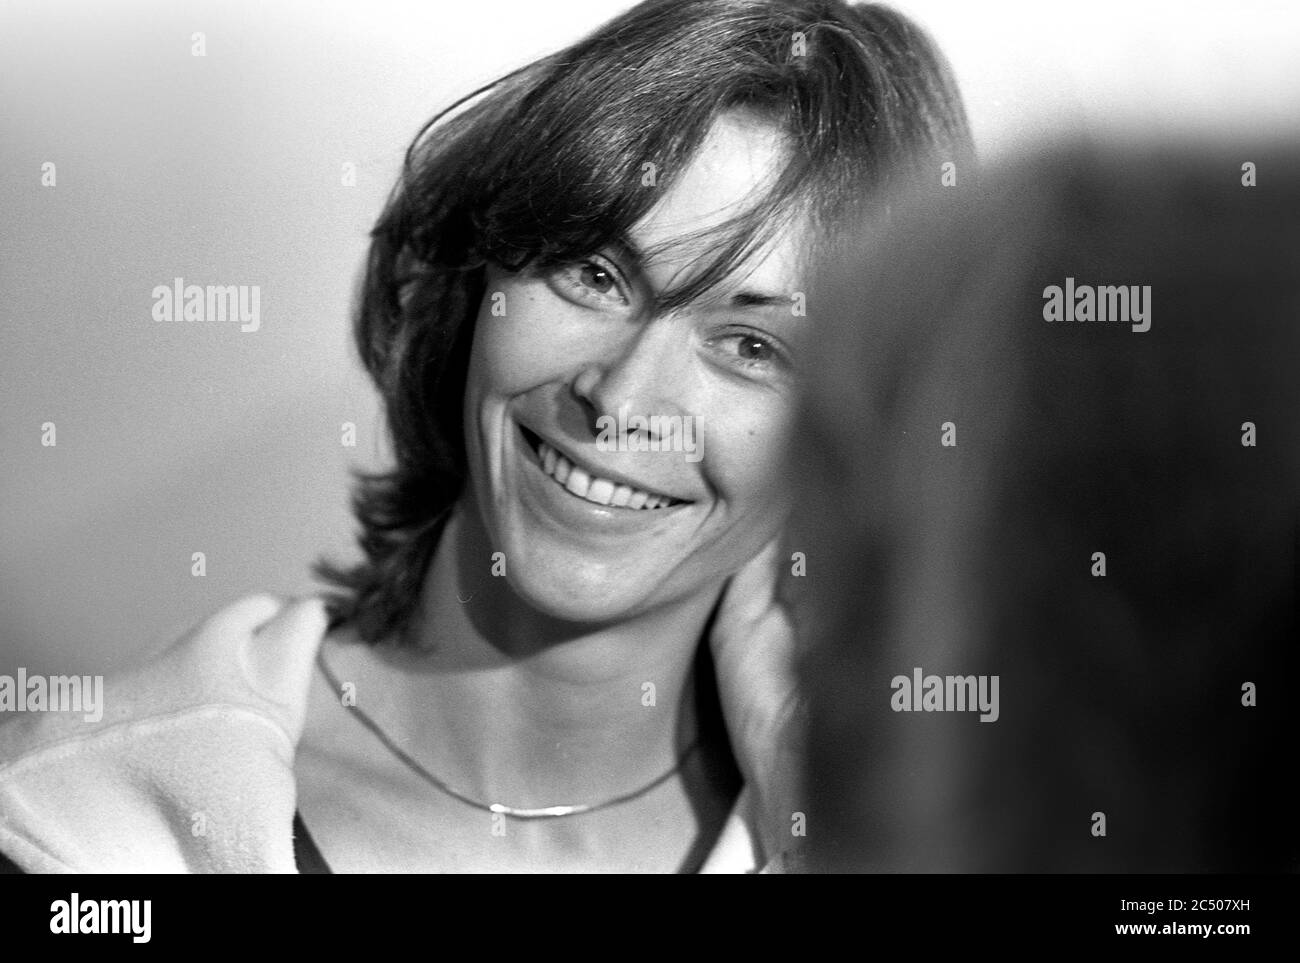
{"left": 710, "top": 538, "right": 800, "bottom": 736}
{"left": 712, "top": 538, "right": 785, "bottom": 646}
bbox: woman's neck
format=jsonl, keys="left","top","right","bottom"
{"left": 363, "top": 499, "right": 726, "bottom": 807}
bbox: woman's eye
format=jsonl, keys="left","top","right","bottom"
{"left": 705, "top": 330, "right": 788, "bottom": 376}
{"left": 549, "top": 258, "right": 629, "bottom": 307}
{"left": 578, "top": 263, "right": 616, "bottom": 294}
{"left": 733, "top": 335, "right": 775, "bottom": 364}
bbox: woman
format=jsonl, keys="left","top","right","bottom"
{"left": 0, "top": 0, "right": 969, "bottom": 873}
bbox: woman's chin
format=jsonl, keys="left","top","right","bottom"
{"left": 503, "top": 562, "right": 670, "bottom": 626}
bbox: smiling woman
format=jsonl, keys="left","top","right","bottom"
{"left": 458, "top": 115, "right": 805, "bottom": 627}
{"left": 0, "top": 0, "right": 970, "bottom": 874}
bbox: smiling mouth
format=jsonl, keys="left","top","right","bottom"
{"left": 520, "top": 426, "right": 688, "bottom": 511}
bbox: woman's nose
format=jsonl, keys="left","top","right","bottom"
{"left": 570, "top": 318, "right": 694, "bottom": 437}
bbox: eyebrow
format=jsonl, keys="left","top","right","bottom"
{"left": 728, "top": 291, "right": 789, "bottom": 309}
{"left": 608, "top": 235, "right": 792, "bottom": 310}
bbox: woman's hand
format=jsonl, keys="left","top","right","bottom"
{"left": 708, "top": 538, "right": 809, "bottom": 870}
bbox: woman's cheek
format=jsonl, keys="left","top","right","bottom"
{"left": 712, "top": 404, "right": 795, "bottom": 516}
{"left": 475, "top": 297, "right": 533, "bottom": 389}
{"left": 480, "top": 285, "right": 585, "bottom": 390}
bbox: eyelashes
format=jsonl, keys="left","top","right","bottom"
{"left": 548, "top": 256, "right": 631, "bottom": 308}
{"left": 542, "top": 255, "right": 793, "bottom": 380}
{"left": 703, "top": 330, "right": 784, "bottom": 373}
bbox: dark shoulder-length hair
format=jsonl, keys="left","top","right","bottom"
{"left": 316, "top": 0, "right": 973, "bottom": 644}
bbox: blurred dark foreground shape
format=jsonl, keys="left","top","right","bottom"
{"left": 792, "top": 143, "right": 1299, "bottom": 872}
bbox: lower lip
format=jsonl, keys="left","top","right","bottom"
{"left": 513, "top": 424, "right": 690, "bottom": 533}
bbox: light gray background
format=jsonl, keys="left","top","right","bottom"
{"left": 3, "top": 0, "right": 1298, "bottom": 674}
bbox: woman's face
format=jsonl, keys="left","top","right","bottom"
{"left": 462, "top": 111, "right": 808, "bottom": 622}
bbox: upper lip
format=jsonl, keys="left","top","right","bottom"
{"left": 519, "top": 423, "right": 694, "bottom": 504}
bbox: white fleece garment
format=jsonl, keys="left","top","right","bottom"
{"left": 0, "top": 597, "right": 761, "bottom": 873}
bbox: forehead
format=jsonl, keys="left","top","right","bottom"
{"left": 628, "top": 111, "right": 811, "bottom": 297}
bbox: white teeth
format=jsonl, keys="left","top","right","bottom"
{"left": 564, "top": 466, "right": 591, "bottom": 497}
{"left": 534, "top": 440, "right": 677, "bottom": 511}
{"left": 587, "top": 478, "right": 615, "bottom": 505}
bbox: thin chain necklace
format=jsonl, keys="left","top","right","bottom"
{"left": 317, "top": 646, "right": 702, "bottom": 820}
